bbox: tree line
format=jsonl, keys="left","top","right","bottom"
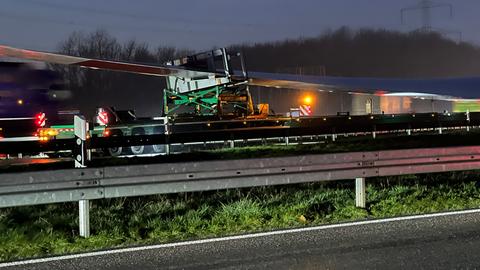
{"left": 52, "top": 30, "right": 191, "bottom": 117}
{"left": 233, "top": 27, "right": 480, "bottom": 78}
{"left": 53, "top": 28, "right": 480, "bottom": 116}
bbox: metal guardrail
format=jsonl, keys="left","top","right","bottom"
{"left": 2, "top": 145, "right": 480, "bottom": 236}
{"left": 2, "top": 145, "right": 480, "bottom": 206}
{"left": 0, "top": 111, "right": 477, "bottom": 154}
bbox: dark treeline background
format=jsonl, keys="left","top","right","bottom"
{"left": 52, "top": 30, "right": 192, "bottom": 117}
{"left": 53, "top": 27, "right": 480, "bottom": 117}
{"left": 234, "top": 27, "right": 480, "bottom": 77}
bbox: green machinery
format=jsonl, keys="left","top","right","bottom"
{"left": 162, "top": 48, "right": 254, "bottom": 119}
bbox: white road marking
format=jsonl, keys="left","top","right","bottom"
{"left": 0, "top": 117, "right": 34, "bottom": 121}
{"left": 2, "top": 208, "right": 480, "bottom": 267}
{"left": 0, "top": 136, "right": 38, "bottom": 142}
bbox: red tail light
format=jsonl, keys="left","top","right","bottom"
{"left": 35, "top": 112, "right": 46, "bottom": 127}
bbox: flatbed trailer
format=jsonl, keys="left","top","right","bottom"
{"left": 2, "top": 46, "right": 475, "bottom": 157}
{"left": 31, "top": 110, "right": 475, "bottom": 156}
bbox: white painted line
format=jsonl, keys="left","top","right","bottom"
{"left": 0, "top": 136, "right": 38, "bottom": 142}
{"left": 2, "top": 208, "right": 480, "bottom": 268}
{"left": 0, "top": 117, "right": 34, "bottom": 121}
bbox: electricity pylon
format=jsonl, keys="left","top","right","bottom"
{"left": 401, "top": 0, "right": 461, "bottom": 41}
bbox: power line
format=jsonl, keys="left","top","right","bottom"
{"left": 8, "top": 0, "right": 263, "bottom": 30}
{"left": 401, "top": 0, "right": 452, "bottom": 32}
{"left": 400, "top": 0, "right": 461, "bottom": 41}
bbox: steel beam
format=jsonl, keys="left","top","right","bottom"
{"left": 0, "top": 188, "right": 103, "bottom": 208}
{"left": 2, "top": 146, "right": 480, "bottom": 208}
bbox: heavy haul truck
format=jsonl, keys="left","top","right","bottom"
{"left": 33, "top": 48, "right": 276, "bottom": 155}
{"left": 4, "top": 45, "right": 477, "bottom": 158}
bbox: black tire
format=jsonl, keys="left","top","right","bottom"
{"left": 151, "top": 126, "right": 165, "bottom": 154}
{"left": 130, "top": 144, "right": 144, "bottom": 155}
{"left": 106, "top": 130, "right": 124, "bottom": 157}
{"left": 130, "top": 128, "right": 145, "bottom": 155}
{"left": 152, "top": 144, "right": 166, "bottom": 153}
{"left": 107, "top": 146, "right": 123, "bottom": 157}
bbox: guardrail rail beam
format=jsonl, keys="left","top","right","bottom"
{"left": 3, "top": 146, "right": 480, "bottom": 237}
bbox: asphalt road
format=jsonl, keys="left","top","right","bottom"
{"left": 3, "top": 210, "right": 480, "bottom": 270}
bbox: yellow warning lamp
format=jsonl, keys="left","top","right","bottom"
{"left": 302, "top": 95, "right": 313, "bottom": 106}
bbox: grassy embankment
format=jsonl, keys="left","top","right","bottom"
{"left": 2, "top": 170, "right": 480, "bottom": 261}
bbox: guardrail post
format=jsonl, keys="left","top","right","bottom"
{"left": 355, "top": 177, "right": 366, "bottom": 208}
{"left": 74, "top": 115, "right": 88, "bottom": 168}
{"left": 437, "top": 127, "right": 443, "bottom": 134}
{"left": 285, "top": 136, "right": 289, "bottom": 145}
{"left": 466, "top": 110, "right": 470, "bottom": 132}
{"left": 372, "top": 131, "right": 376, "bottom": 139}
{"left": 406, "top": 129, "right": 411, "bottom": 136}
{"left": 79, "top": 199, "right": 90, "bottom": 238}
{"left": 74, "top": 115, "right": 91, "bottom": 237}
{"left": 332, "top": 134, "right": 337, "bottom": 142}
{"left": 229, "top": 140, "right": 235, "bottom": 148}
{"left": 163, "top": 117, "right": 171, "bottom": 155}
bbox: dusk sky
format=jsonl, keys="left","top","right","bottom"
{"left": 1, "top": 0, "right": 479, "bottom": 51}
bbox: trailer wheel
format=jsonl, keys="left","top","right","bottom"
{"left": 130, "top": 145, "right": 144, "bottom": 155}
{"left": 108, "top": 146, "right": 123, "bottom": 157}
{"left": 106, "top": 130, "right": 123, "bottom": 157}
{"left": 152, "top": 126, "right": 166, "bottom": 154}
{"left": 152, "top": 144, "right": 166, "bottom": 153}
{"left": 130, "top": 128, "right": 145, "bottom": 155}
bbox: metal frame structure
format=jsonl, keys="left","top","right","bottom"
{"left": 401, "top": 0, "right": 453, "bottom": 32}
{"left": 163, "top": 86, "right": 222, "bottom": 116}
{"left": 162, "top": 48, "right": 252, "bottom": 118}
{"left": 400, "top": 0, "right": 461, "bottom": 41}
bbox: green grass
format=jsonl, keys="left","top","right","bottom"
{"left": 2, "top": 171, "right": 480, "bottom": 261}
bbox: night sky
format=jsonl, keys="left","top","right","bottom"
{"left": 1, "top": 0, "right": 479, "bottom": 51}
